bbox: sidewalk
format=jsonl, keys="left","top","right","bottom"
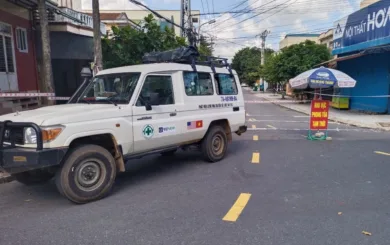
{"left": 250, "top": 91, "right": 390, "bottom": 131}
{"left": 0, "top": 171, "right": 14, "bottom": 184}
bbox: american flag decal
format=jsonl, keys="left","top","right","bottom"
{"left": 187, "top": 120, "right": 203, "bottom": 130}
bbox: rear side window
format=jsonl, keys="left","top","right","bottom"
{"left": 183, "top": 72, "right": 214, "bottom": 96}
{"left": 215, "top": 74, "right": 238, "bottom": 95}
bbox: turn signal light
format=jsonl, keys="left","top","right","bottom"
{"left": 42, "top": 127, "right": 63, "bottom": 142}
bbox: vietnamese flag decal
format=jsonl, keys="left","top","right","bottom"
{"left": 196, "top": 120, "right": 203, "bottom": 128}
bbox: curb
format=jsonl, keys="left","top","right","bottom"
{"left": 252, "top": 93, "right": 390, "bottom": 132}
{"left": 0, "top": 173, "right": 14, "bottom": 184}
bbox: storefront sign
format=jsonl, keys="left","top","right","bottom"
{"left": 310, "top": 100, "right": 329, "bottom": 130}
{"left": 333, "top": 1, "right": 390, "bottom": 55}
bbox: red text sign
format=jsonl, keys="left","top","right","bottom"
{"left": 310, "top": 100, "right": 329, "bottom": 130}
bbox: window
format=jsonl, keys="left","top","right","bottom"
{"left": 215, "top": 74, "right": 238, "bottom": 95}
{"left": 16, "top": 28, "right": 28, "bottom": 53}
{"left": 183, "top": 72, "right": 214, "bottom": 96}
{"left": 77, "top": 73, "right": 140, "bottom": 104}
{"left": 136, "top": 75, "right": 174, "bottom": 106}
{"left": 0, "top": 35, "right": 15, "bottom": 73}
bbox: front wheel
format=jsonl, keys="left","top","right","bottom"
{"left": 55, "top": 145, "right": 117, "bottom": 204}
{"left": 201, "top": 125, "right": 228, "bottom": 162}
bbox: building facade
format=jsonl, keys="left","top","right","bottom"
{"left": 333, "top": 0, "right": 390, "bottom": 113}
{"left": 360, "top": 0, "right": 380, "bottom": 9}
{"left": 318, "top": 29, "right": 333, "bottom": 51}
{"left": 0, "top": 0, "right": 39, "bottom": 93}
{"left": 279, "top": 34, "right": 320, "bottom": 50}
{"left": 0, "top": 0, "right": 106, "bottom": 112}
{"left": 83, "top": 9, "right": 200, "bottom": 37}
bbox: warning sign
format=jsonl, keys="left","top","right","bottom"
{"left": 309, "top": 100, "right": 329, "bottom": 130}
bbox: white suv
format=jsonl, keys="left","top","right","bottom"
{"left": 0, "top": 61, "right": 247, "bottom": 203}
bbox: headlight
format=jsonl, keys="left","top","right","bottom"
{"left": 24, "top": 126, "right": 64, "bottom": 144}
{"left": 24, "top": 127, "right": 37, "bottom": 144}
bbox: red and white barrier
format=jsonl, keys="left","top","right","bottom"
{"left": 0, "top": 92, "right": 55, "bottom": 97}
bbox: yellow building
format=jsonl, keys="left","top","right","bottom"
{"left": 360, "top": 0, "right": 380, "bottom": 9}
{"left": 279, "top": 34, "right": 320, "bottom": 50}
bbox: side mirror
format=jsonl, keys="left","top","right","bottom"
{"left": 80, "top": 67, "right": 92, "bottom": 78}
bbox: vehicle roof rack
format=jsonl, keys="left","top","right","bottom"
{"left": 142, "top": 46, "right": 233, "bottom": 75}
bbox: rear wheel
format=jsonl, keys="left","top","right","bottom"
{"left": 13, "top": 170, "right": 54, "bottom": 185}
{"left": 55, "top": 145, "right": 116, "bottom": 204}
{"left": 201, "top": 125, "right": 228, "bottom": 162}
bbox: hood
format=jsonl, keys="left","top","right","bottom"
{"left": 0, "top": 104, "right": 131, "bottom": 126}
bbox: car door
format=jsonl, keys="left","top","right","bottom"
{"left": 132, "top": 74, "right": 178, "bottom": 154}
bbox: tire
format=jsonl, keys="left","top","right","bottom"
{"left": 13, "top": 170, "right": 54, "bottom": 185}
{"left": 55, "top": 145, "right": 117, "bottom": 204}
{"left": 201, "top": 125, "right": 228, "bottom": 162}
{"left": 160, "top": 149, "right": 177, "bottom": 156}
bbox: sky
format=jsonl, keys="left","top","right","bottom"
{"left": 82, "top": 0, "right": 363, "bottom": 59}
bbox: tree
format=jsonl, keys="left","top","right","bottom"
{"left": 198, "top": 35, "right": 213, "bottom": 58}
{"left": 38, "top": 0, "right": 54, "bottom": 105}
{"left": 263, "top": 40, "right": 331, "bottom": 86}
{"left": 92, "top": 0, "right": 103, "bottom": 74}
{"left": 231, "top": 47, "right": 273, "bottom": 87}
{"left": 102, "top": 15, "right": 186, "bottom": 69}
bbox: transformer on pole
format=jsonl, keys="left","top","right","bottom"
{"left": 181, "top": 0, "right": 193, "bottom": 42}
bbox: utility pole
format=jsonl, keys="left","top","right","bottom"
{"left": 180, "top": 0, "right": 195, "bottom": 45}
{"left": 258, "top": 30, "right": 270, "bottom": 66}
{"left": 256, "top": 30, "right": 270, "bottom": 92}
{"left": 92, "top": 0, "right": 103, "bottom": 75}
{"left": 38, "top": 0, "right": 54, "bottom": 105}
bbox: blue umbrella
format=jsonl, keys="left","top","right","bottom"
{"left": 289, "top": 67, "right": 356, "bottom": 89}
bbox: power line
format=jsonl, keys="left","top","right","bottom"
{"left": 211, "top": 0, "right": 279, "bottom": 30}
{"left": 200, "top": 0, "right": 206, "bottom": 15}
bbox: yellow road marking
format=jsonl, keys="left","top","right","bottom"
{"left": 252, "top": 152, "right": 260, "bottom": 164}
{"left": 222, "top": 193, "right": 252, "bottom": 222}
{"left": 267, "top": 125, "right": 277, "bottom": 129}
{"left": 375, "top": 151, "right": 390, "bottom": 156}
{"left": 253, "top": 135, "right": 259, "bottom": 141}
{"left": 248, "top": 118, "right": 255, "bottom": 122}
{"left": 246, "top": 113, "right": 250, "bottom": 116}
{"left": 252, "top": 125, "right": 256, "bottom": 129}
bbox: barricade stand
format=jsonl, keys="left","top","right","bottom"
{"left": 308, "top": 99, "right": 330, "bottom": 141}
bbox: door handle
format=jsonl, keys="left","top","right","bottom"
{"left": 170, "top": 112, "right": 177, "bottom": 117}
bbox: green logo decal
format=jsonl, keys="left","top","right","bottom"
{"left": 142, "top": 124, "right": 154, "bottom": 139}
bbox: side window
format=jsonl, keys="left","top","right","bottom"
{"left": 136, "top": 75, "right": 174, "bottom": 106}
{"left": 183, "top": 72, "right": 214, "bottom": 96}
{"left": 215, "top": 74, "right": 238, "bottom": 95}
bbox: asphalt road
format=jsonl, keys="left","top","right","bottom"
{"left": 1, "top": 90, "right": 390, "bottom": 245}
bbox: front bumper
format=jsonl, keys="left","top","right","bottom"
{"left": 0, "top": 121, "right": 67, "bottom": 174}
{"left": 235, "top": 125, "right": 247, "bottom": 136}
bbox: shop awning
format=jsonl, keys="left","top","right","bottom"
{"left": 315, "top": 53, "right": 364, "bottom": 67}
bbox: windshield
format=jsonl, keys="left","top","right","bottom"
{"left": 77, "top": 72, "right": 141, "bottom": 104}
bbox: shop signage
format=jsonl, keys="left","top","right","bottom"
{"left": 309, "top": 100, "right": 329, "bottom": 131}
{"left": 333, "top": 1, "right": 390, "bottom": 55}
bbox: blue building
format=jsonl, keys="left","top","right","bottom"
{"left": 332, "top": 0, "right": 390, "bottom": 114}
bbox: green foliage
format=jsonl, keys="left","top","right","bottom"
{"left": 102, "top": 14, "right": 187, "bottom": 69}
{"left": 262, "top": 40, "right": 331, "bottom": 85}
{"left": 232, "top": 47, "right": 274, "bottom": 87}
{"left": 198, "top": 35, "right": 213, "bottom": 58}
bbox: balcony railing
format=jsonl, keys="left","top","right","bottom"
{"left": 47, "top": 7, "right": 106, "bottom": 35}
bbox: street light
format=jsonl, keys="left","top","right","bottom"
{"left": 198, "top": 19, "right": 216, "bottom": 37}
